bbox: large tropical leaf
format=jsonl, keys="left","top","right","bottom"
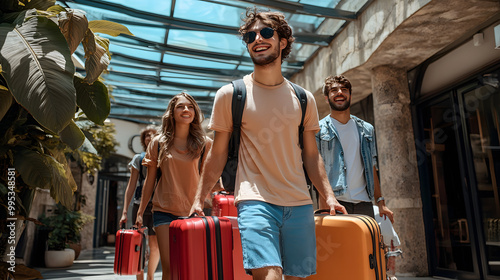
{"left": 74, "top": 74, "right": 110, "bottom": 125}
{"left": 46, "top": 5, "right": 67, "bottom": 14}
{"left": 59, "top": 120, "right": 85, "bottom": 150}
{"left": 79, "top": 137, "right": 98, "bottom": 154}
{"left": 1, "top": 0, "right": 56, "bottom": 13}
{"left": 95, "top": 35, "right": 111, "bottom": 62}
{"left": 50, "top": 146, "right": 78, "bottom": 192}
{"left": 88, "top": 20, "right": 133, "bottom": 37}
{"left": 13, "top": 147, "right": 73, "bottom": 208}
{"left": 0, "top": 10, "right": 76, "bottom": 133}
{"left": 0, "top": 86, "right": 12, "bottom": 121}
{"left": 82, "top": 29, "right": 109, "bottom": 84}
{"left": 58, "top": 9, "right": 88, "bottom": 54}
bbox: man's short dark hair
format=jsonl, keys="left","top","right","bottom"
{"left": 323, "top": 75, "right": 352, "bottom": 96}
{"left": 239, "top": 6, "right": 295, "bottom": 63}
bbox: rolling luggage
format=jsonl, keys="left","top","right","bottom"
{"left": 169, "top": 216, "right": 233, "bottom": 280}
{"left": 307, "top": 211, "right": 386, "bottom": 280}
{"left": 212, "top": 193, "right": 237, "bottom": 217}
{"left": 226, "top": 216, "right": 252, "bottom": 280}
{"left": 114, "top": 227, "right": 146, "bottom": 275}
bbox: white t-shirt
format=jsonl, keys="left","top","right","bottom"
{"left": 331, "top": 117, "right": 370, "bottom": 203}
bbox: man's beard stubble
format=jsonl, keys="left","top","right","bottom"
{"left": 250, "top": 42, "right": 281, "bottom": 66}
{"left": 328, "top": 97, "right": 350, "bottom": 111}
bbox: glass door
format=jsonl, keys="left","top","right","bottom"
{"left": 417, "top": 68, "right": 500, "bottom": 279}
{"left": 459, "top": 70, "right": 500, "bottom": 278}
{"left": 420, "top": 95, "right": 479, "bottom": 278}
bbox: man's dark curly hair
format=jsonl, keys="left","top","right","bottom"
{"left": 140, "top": 125, "right": 157, "bottom": 151}
{"left": 323, "top": 75, "right": 352, "bottom": 96}
{"left": 239, "top": 7, "right": 295, "bottom": 63}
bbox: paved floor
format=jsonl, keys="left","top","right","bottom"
{"left": 35, "top": 247, "right": 162, "bottom": 280}
{"left": 34, "top": 246, "right": 438, "bottom": 280}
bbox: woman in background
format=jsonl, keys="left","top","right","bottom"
{"left": 119, "top": 125, "right": 159, "bottom": 280}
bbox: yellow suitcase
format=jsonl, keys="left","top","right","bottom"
{"left": 307, "top": 211, "right": 386, "bottom": 280}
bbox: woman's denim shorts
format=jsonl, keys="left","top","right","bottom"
{"left": 237, "top": 200, "right": 316, "bottom": 277}
{"left": 152, "top": 211, "right": 179, "bottom": 227}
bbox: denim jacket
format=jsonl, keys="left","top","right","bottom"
{"left": 316, "top": 115, "right": 378, "bottom": 200}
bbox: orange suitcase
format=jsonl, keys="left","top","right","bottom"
{"left": 307, "top": 212, "right": 386, "bottom": 280}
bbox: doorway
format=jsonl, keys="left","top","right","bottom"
{"left": 417, "top": 67, "right": 500, "bottom": 279}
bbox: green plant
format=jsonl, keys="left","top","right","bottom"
{"left": 0, "top": 0, "right": 130, "bottom": 260}
{"left": 39, "top": 203, "right": 94, "bottom": 251}
{"left": 69, "top": 119, "right": 119, "bottom": 174}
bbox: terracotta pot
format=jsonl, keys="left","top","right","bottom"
{"left": 44, "top": 248, "right": 75, "bottom": 268}
{"left": 68, "top": 242, "right": 82, "bottom": 260}
{"left": 107, "top": 233, "right": 116, "bottom": 245}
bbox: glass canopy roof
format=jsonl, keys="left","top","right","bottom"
{"left": 60, "top": 0, "right": 372, "bottom": 123}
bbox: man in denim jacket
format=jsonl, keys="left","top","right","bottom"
{"left": 316, "top": 75, "right": 394, "bottom": 223}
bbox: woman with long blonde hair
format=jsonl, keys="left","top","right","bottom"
{"left": 136, "top": 92, "right": 212, "bottom": 280}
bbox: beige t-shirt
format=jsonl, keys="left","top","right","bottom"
{"left": 143, "top": 135, "right": 212, "bottom": 216}
{"left": 209, "top": 74, "right": 320, "bottom": 206}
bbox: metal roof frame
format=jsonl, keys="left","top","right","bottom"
{"left": 61, "top": 0, "right": 372, "bottom": 123}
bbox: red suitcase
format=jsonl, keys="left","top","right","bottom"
{"left": 212, "top": 193, "right": 237, "bottom": 217}
{"left": 114, "top": 227, "right": 146, "bottom": 275}
{"left": 170, "top": 216, "right": 234, "bottom": 280}
{"left": 226, "top": 216, "right": 252, "bottom": 280}
{"left": 307, "top": 211, "right": 386, "bottom": 280}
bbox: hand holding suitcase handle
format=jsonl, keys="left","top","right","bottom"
{"left": 121, "top": 222, "right": 148, "bottom": 235}
{"left": 314, "top": 209, "right": 345, "bottom": 215}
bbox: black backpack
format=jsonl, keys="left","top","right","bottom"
{"left": 134, "top": 152, "right": 147, "bottom": 201}
{"left": 220, "top": 79, "right": 310, "bottom": 193}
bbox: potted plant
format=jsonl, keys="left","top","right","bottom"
{"left": 38, "top": 203, "right": 94, "bottom": 268}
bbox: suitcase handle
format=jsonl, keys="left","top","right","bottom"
{"left": 314, "top": 209, "right": 345, "bottom": 215}
{"left": 119, "top": 225, "right": 148, "bottom": 235}
{"left": 179, "top": 213, "right": 199, "bottom": 220}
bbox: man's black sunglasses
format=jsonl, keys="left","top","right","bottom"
{"left": 243, "top": 27, "right": 275, "bottom": 44}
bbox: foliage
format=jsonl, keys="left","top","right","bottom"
{"left": 38, "top": 203, "right": 94, "bottom": 250}
{"left": 69, "top": 120, "right": 119, "bottom": 173}
{"left": 0, "top": 0, "right": 130, "bottom": 209}
{"left": 0, "top": 0, "right": 131, "bottom": 257}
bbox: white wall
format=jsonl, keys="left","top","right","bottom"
{"left": 110, "top": 119, "right": 152, "bottom": 159}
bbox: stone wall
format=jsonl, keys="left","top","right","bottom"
{"left": 291, "top": 0, "right": 500, "bottom": 276}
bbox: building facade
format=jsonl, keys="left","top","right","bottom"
{"left": 292, "top": 0, "right": 500, "bottom": 278}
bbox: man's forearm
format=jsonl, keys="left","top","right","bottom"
{"left": 195, "top": 149, "right": 228, "bottom": 204}
{"left": 122, "top": 170, "right": 139, "bottom": 214}
{"left": 303, "top": 154, "right": 334, "bottom": 202}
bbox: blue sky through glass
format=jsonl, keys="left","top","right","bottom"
{"left": 60, "top": 0, "right": 370, "bottom": 122}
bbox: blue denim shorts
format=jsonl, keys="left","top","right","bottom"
{"left": 152, "top": 211, "right": 179, "bottom": 228}
{"left": 237, "top": 200, "right": 316, "bottom": 277}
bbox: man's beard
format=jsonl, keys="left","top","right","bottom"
{"left": 250, "top": 42, "right": 281, "bottom": 66}
{"left": 328, "top": 97, "right": 350, "bottom": 111}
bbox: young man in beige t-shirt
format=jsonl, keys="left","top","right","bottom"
{"left": 190, "top": 7, "right": 346, "bottom": 280}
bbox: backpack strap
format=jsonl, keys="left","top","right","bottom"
{"left": 219, "top": 79, "right": 246, "bottom": 193}
{"left": 156, "top": 142, "right": 161, "bottom": 181}
{"left": 229, "top": 79, "right": 246, "bottom": 158}
{"left": 198, "top": 146, "right": 205, "bottom": 173}
{"left": 289, "top": 82, "right": 307, "bottom": 149}
{"left": 289, "top": 82, "right": 313, "bottom": 187}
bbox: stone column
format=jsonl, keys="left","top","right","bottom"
{"left": 371, "top": 65, "right": 428, "bottom": 276}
